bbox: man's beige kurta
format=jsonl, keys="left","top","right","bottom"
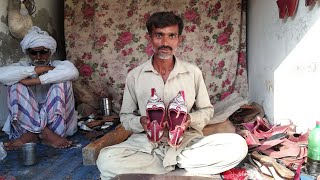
{"left": 119, "top": 56, "right": 214, "bottom": 166}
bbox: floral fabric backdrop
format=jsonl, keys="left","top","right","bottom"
{"left": 64, "top": 0, "right": 248, "bottom": 114}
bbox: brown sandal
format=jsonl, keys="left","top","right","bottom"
{"left": 251, "top": 151, "right": 295, "bottom": 179}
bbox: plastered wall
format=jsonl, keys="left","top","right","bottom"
{"left": 248, "top": 0, "right": 320, "bottom": 132}
{"left": 0, "top": 0, "right": 65, "bottom": 127}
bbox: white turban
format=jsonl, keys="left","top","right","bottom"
{"left": 20, "top": 26, "right": 57, "bottom": 55}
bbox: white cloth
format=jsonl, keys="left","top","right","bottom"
{"left": 177, "top": 133, "right": 248, "bottom": 174}
{"left": 0, "top": 59, "right": 79, "bottom": 102}
{"left": 20, "top": 26, "right": 57, "bottom": 54}
{"left": 96, "top": 133, "right": 248, "bottom": 180}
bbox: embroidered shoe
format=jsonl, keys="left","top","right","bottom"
{"left": 168, "top": 90, "right": 188, "bottom": 147}
{"left": 146, "top": 88, "right": 165, "bottom": 143}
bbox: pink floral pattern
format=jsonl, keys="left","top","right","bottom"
{"left": 64, "top": 0, "right": 248, "bottom": 113}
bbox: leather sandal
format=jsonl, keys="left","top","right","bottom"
{"left": 238, "top": 129, "right": 261, "bottom": 149}
{"left": 242, "top": 116, "right": 271, "bottom": 134}
{"left": 253, "top": 123, "right": 294, "bottom": 140}
{"left": 146, "top": 88, "right": 165, "bottom": 143}
{"left": 260, "top": 138, "right": 302, "bottom": 159}
{"left": 287, "top": 130, "right": 310, "bottom": 146}
{"left": 168, "top": 90, "right": 188, "bottom": 147}
{"left": 278, "top": 156, "right": 307, "bottom": 171}
{"left": 243, "top": 116, "right": 296, "bottom": 140}
{"left": 247, "top": 156, "right": 275, "bottom": 180}
{"left": 229, "top": 102, "right": 265, "bottom": 124}
{"left": 251, "top": 151, "right": 295, "bottom": 179}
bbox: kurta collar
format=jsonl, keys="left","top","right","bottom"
{"left": 142, "top": 56, "right": 189, "bottom": 76}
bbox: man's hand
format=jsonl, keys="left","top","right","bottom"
{"left": 183, "top": 114, "right": 191, "bottom": 130}
{"left": 19, "top": 78, "right": 41, "bottom": 86}
{"left": 140, "top": 116, "right": 150, "bottom": 132}
{"left": 34, "top": 65, "right": 54, "bottom": 75}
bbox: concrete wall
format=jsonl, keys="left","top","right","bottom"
{"left": 0, "top": 0, "right": 65, "bottom": 127}
{"left": 248, "top": 0, "right": 320, "bottom": 132}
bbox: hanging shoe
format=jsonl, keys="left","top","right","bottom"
{"left": 286, "top": 0, "right": 299, "bottom": 17}
{"left": 305, "top": 0, "right": 316, "bottom": 6}
{"left": 168, "top": 90, "right": 188, "bottom": 147}
{"left": 146, "top": 88, "right": 165, "bottom": 143}
{"left": 277, "top": 0, "right": 288, "bottom": 19}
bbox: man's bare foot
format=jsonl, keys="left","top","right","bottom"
{"left": 39, "top": 127, "right": 72, "bottom": 148}
{"left": 4, "top": 132, "right": 39, "bottom": 150}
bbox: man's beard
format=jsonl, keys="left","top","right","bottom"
{"left": 158, "top": 53, "right": 173, "bottom": 60}
{"left": 153, "top": 45, "right": 175, "bottom": 60}
{"left": 31, "top": 59, "right": 49, "bottom": 66}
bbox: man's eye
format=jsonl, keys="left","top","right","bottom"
{"left": 169, "top": 34, "right": 177, "bottom": 39}
{"left": 156, "top": 34, "right": 162, "bottom": 38}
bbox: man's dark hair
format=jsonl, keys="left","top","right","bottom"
{"left": 146, "top": 11, "right": 184, "bottom": 36}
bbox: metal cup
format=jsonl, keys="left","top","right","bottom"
{"left": 100, "top": 97, "right": 112, "bottom": 116}
{"left": 21, "top": 142, "right": 37, "bottom": 166}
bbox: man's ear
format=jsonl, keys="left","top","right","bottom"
{"left": 146, "top": 33, "right": 151, "bottom": 42}
{"left": 178, "top": 35, "right": 183, "bottom": 44}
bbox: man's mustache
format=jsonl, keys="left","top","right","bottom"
{"left": 32, "top": 60, "right": 48, "bottom": 66}
{"left": 158, "top": 46, "right": 173, "bottom": 51}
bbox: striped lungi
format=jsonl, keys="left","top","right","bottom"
{"left": 2, "top": 81, "right": 77, "bottom": 139}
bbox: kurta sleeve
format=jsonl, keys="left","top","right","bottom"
{"left": 0, "top": 62, "right": 36, "bottom": 86}
{"left": 39, "top": 60, "right": 79, "bottom": 85}
{"left": 120, "top": 74, "right": 144, "bottom": 133}
{"left": 188, "top": 68, "right": 214, "bottom": 132}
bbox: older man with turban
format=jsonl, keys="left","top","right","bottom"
{"left": 0, "top": 26, "right": 79, "bottom": 150}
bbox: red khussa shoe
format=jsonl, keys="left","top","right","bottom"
{"left": 146, "top": 88, "right": 165, "bottom": 143}
{"left": 286, "top": 0, "right": 299, "bottom": 17}
{"left": 168, "top": 90, "right": 188, "bottom": 147}
{"left": 277, "top": 0, "right": 288, "bottom": 19}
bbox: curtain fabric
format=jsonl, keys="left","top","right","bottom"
{"left": 64, "top": 0, "right": 248, "bottom": 113}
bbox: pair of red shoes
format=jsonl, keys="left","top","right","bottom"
{"left": 276, "top": 0, "right": 299, "bottom": 19}
{"left": 146, "top": 88, "right": 188, "bottom": 147}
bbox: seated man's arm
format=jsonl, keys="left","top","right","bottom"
{"left": 19, "top": 66, "right": 55, "bottom": 86}
{"left": 188, "top": 69, "right": 214, "bottom": 132}
{"left": 120, "top": 75, "right": 145, "bottom": 133}
{"left": 0, "top": 61, "right": 37, "bottom": 86}
{"left": 39, "top": 60, "right": 79, "bottom": 85}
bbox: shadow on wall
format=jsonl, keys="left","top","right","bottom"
{"left": 0, "top": 84, "right": 8, "bottom": 127}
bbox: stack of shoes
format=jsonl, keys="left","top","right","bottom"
{"left": 146, "top": 88, "right": 188, "bottom": 148}
{"left": 237, "top": 116, "right": 309, "bottom": 179}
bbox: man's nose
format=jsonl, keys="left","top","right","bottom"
{"left": 36, "top": 53, "right": 42, "bottom": 59}
{"left": 161, "top": 36, "right": 170, "bottom": 46}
